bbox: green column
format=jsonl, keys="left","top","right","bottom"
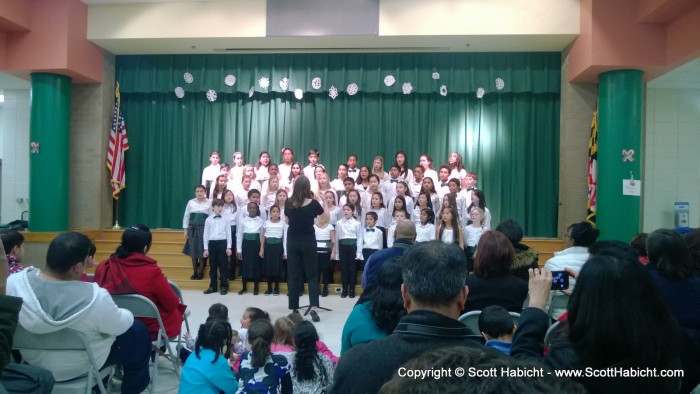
{"left": 29, "top": 73, "right": 72, "bottom": 231}
{"left": 597, "top": 70, "right": 643, "bottom": 242}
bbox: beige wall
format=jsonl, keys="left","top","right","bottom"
{"left": 69, "top": 52, "right": 115, "bottom": 229}
{"left": 557, "top": 45, "right": 597, "bottom": 237}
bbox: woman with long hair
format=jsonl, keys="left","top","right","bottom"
{"left": 341, "top": 260, "right": 406, "bottom": 354}
{"left": 289, "top": 321, "right": 335, "bottom": 394}
{"left": 513, "top": 256, "right": 683, "bottom": 393}
{"left": 285, "top": 175, "right": 325, "bottom": 321}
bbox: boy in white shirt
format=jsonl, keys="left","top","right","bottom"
{"left": 303, "top": 149, "right": 325, "bottom": 179}
{"left": 201, "top": 151, "right": 221, "bottom": 191}
{"left": 386, "top": 209, "right": 407, "bottom": 248}
{"left": 346, "top": 155, "right": 360, "bottom": 180}
{"left": 203, "top": 199, "right": 233, "bottom": 295}
{"left": 358, "top": 212, "right": 384, "bottom": 264}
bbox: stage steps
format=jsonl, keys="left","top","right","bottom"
{"left": 90, "top": 230, "right": 565, "bottom": 291}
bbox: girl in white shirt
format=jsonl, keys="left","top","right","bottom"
{"left": 393, "top": 151, "right": 414, "bottom": 183}
{"left": 183, "top": 184, "right": 212, "bottom": 280}
{"left": 322, "top": 190, "right": 342, "bottom": 225}
{"left": 223, "top": 190, "right": 238, "bottom": 280}
{"left": 368, "top": 192, "right": 389, "bottom": 229}
{"left": 229, "top": 152, "right": 245, "bottom": 188}
{"left": 262, "top": 177, "right": 281, "bottom": 215}
{"left": 335, "top": 204, "right": 362, "bottom": 299}
{"left": 314, "top": 212, "right": 336, "bottom": 298}
{"left": 448, "top": 151, "right": 467, "bottom": 181}
{"left": 254, "top": 151, "right": 271, "bottom": 183}
{"left": 421, "top": 177, "right": 441, "bottom": 210}
{"left": 260, "top": 205, "right": 287, "bottom": 296}
{"left": 464, "top": 207, "right": 486, "bottom": 272}
{"left": 419, "top": 154, "right": 439, "bottom": 184}
{"left": 413, "top": 192, "right": 434, "bottom": 226}
{"left": 437, "top": 207, "right": 464, "bottom": 250}
{"left": 236, "top": 202, "right": 264, "bottom": 295}
{"left": 416, "top": 208, "right": 436, "bottom": 243}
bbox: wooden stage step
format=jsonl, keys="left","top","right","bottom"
{"left": 90, "top": 229, "right": 565, "bottom": 291}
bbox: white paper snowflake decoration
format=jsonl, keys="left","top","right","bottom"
{"left": 249, "top": 86, "right": 255, "bottom": 98}
{"left": 224, "top": 75, "right": 236, "bottom": 87}
{"left": 347, "top": 83, "right": 359, "bottom": 96}
{"left": 279, "top": 78, "right": 289, "bottom": 91}
{"left": 476, "top": 87, "right": 485, "bottom": 99}
{"left": 439, "top": 85, "right": 447, "bottom": 97}
{"left": 402, "top": 82, "right": 413, "bottom": 95}
{"left": 206, "top": 89, "right": 217, "bottom": 102}
{"left": 258, "top": 77, "right": 270, "bottom": 90}
{"left": 495, "top": 78, "right": 505, "bottom": 90}
{"left": 432, "top": 72, "right": 440, "bottom": 80}
{"left": 174, "top": 87, "right": 185, "bottom": 99}
{"left": 184, "top": 72, "right": 193, "bottom": 84}
{"left": 294, "top": 89, "right": 303, "bottom": 100}
{"left": 329, "top": 85, "right": 338, "bottom": 100}
{"left": 384, "top": 75, "right": 395, "bottom": 87}
{"left": 312, "top": 77, "right": 322, "bottom": 90}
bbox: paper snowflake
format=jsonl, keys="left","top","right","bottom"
{"left": 184, "top": 72, "right": 193, "bottom": 84}
{"left": 384, "top": 75, "right": 395, "bottom": 87}
{"left": 294, "top": 89, "right": 304, "bottom": 100}
{"left": 312, "top": 77, "right": 322, "bottom": 90}
{"left": 249, "top": 86, "right": 255, "bottom": 98}
{"left": 439, "top": 85, "right": 447, "bottom": 96}
{"left": 432, "top": 72, "right": 440, "bottom": 80}
{"left": 279, "top": 78, "right": 289, "bottom": 91}
{"left": 347, "top": 83, "right": 359, "bottom": 96}
{"left": 495, "top": 78, "right": 505, "bottom": 90}
{"left": 258, "top": 77, "right": 270, "bottom": 90}
{"left": 402, "top": 82, "right": 413, "bottom": 95}
{"left": 174, "top": 87, "right": 185, "bottom": 99}
{"left": 329, "top": 85, "right": 338, "bottom": 100}
{"left": 206, "top": 89, "right": 217, "bottom": 102}
{"left": 225, "top": 75, "right": 236, "bottom": 87}
{"left": 476, "top": 87, "right": 485, "bottom": 99}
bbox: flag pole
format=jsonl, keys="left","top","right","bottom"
{"left": 112, "top": 199, "right": 121, "bottom": 229}
{"left": 110, "top": 82, "right": 123, "bottom": 230}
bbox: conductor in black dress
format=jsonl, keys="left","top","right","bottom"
{"left": 285, "top": 175, "right": 324, "bottom": 321}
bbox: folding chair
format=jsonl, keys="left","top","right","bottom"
{"left": 112, "top": 294, "right": 181, "bottom": 393}
{"left": 168, "top": 279, "right": 191, "bottom": 333}
{"left": 458, "top": 310, "right": 521, "bottom": 334}
{"left": 12, "top": 326, "right": 113, "bottom": 394}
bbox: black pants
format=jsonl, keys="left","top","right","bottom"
{"left": 339, "top": 243, "right": 358, "bottom": 289}
{"left": 286, "top": 236, "right": 319, "bottom": 309}
{"left": 208, "top": 239, "right": 228, "bottom": 289}
{"left": 317, "top": 251, "right": 333, "bottom": 286}
{"left": 362, "top": 248, "right": 378, "bottom": 272}
{"left": 103, "top": 320, "right": 151, "bottom": 394}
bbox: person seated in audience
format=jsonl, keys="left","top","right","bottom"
{"left": 0, "top": 240, "right": 55, "bottom": 393}
{"left": 378, "top": 347, "right": 585, "bottom": 394}
{"left": 463, "top": 231, "right": 528, "bottom": 313}
{"left": 544, "top": 221, "right": 599, "bottom": 319}
{"left": 94, "top": 224, "right": 186, "bottom": 340}
{"left": 271, "top": 316, "right": 295, "bottom": 353}
{"left": 684, "top": 228, "right": 700, "bottom": 277}
{"left": 646, "top": 229, "right": 700, "bottom": 392}
{"left": 179, "top": 319, "right": 238, "bottom": 394}
{"left": 511, "top": 258, "right": 682, "bottom": 393}
{"left": 630, "top": 232, "right": 649, "bottom": 264}
{"left": 332, "top": 241, "right": 503, "bottom": 394}
{"left": 478, "top": 305, "right": 516, "bottom": 355}
{"left": 495, "top": 219, "right": 539, "bottom": 281}
{"left": 2, "top": 231, "right": 26, "bottom": 274}
{"left": 287, "top": 311, "right": 338, "bottom": 364}
{"left": 7, "top": 232, "right": 152, "bottom": 393}
{"left": 341, "top": 260, "right": 406, "bottom": 354}
{"left": 79, "top": 240, "right": 97, "bottom": 282}
{"left": 236, "top": 320, "right": 292, "bottom": 393}
{"left": 288, "top": 321, "right": 335, "bottom": 394}
{"left": 180, "top": 303, "right": 240, "bottom": 364}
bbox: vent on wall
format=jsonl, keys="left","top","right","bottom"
{"left": 212, "top": 47, "right": 452, "bottom": 53}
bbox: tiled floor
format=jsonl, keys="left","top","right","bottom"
{"left": 109, "top": 290, "right": 355, "bottom": 393}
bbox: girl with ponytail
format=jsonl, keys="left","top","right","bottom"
{"left": 179, "top": 319, "right": 237, "bottom": 394}
{"left": 237, "top": 320, "right": 292, "bottom": 393}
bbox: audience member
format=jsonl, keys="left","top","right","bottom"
{"left": 287, "top": 312, "right": 338, "bottom": 364}
{"left": 463, "top": 231, "right": 528, "bottom": 313}
{"left": 495, "top": 219, "right": 538, "bottom": 281}
{"left": 630, "top": 232, "right": 649, "bottom": 264}
{"left": 332, "top": 241, "right": 503, "bottom": 394}
{"left": 478, "top": 305, "right": 516, "bottom": 355}
{"left": 7, "top": 232, "right": 152, "bottom": 393}
{"left": 2, "top": 231, "right": 25, "bottom": 274}
{"left": 512, "top": 259, "right": 682, "bottom": 393}
{"left": 684, "top": 228, "right": 700, "bottom": 277}
{"left": 361, "top": 220, "right": 416, "bottom": 289}
{"left": 288, "top": 321, "right": 335, "bottom": 394}
{"left": 237, "top": 319, "right": 292, "bottom": 393}
{"left": 0, "top": 240, "right": 54, "bottom": 393}
{"left": 179, "top": 319, "right": 237, "bottom": 394}
{"left": 341, "top": 260, "right": 405, "bottom": 354}
{"left": 95, "top": 224, "right": 186, "bottom": 340}
{"left": 271, "top": 317, "right": 295, "bottom": 353}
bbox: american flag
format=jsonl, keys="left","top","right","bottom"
{"left": 107, "top": 83, "right": 129, "bottom": 199}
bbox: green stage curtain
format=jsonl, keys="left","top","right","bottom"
{"left": 116, "top": 53, "right": 560, "bottom": 236}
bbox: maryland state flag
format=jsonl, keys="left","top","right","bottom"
{"left": 587, "top": 109, "right": 598, "bottom": 224}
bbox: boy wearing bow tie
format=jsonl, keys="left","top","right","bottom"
{"left": 203, "top": 199, "right": 233, "bottom": 295}
{"left": 346, "top": 155, "right": 359, "bottom": 181}
{"left": 358, "top": 212, "right": 384, "bottom": 268}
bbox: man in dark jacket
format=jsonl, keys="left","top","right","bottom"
{"left": 332, "top": 241, "right": 503, "bottom": 394}
{"left": 361, "top": 220, "right": 416, "bottom": 289}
